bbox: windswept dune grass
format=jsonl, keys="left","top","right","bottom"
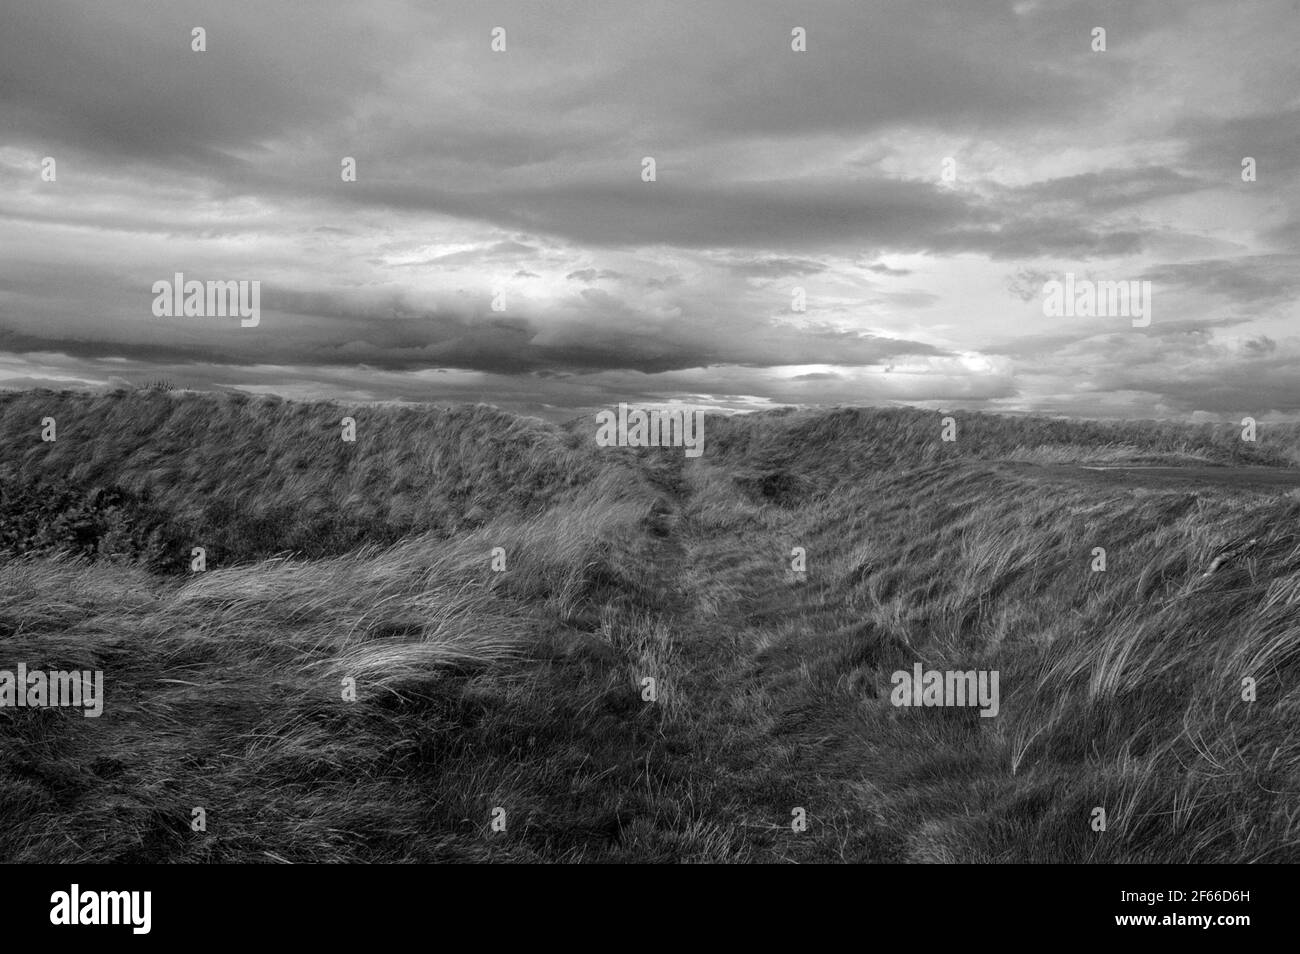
{"left": 1, "top": 393, "right": 1298, "bottom": 862}
{"left": 0, "top": 389, "right": 619, "bottom": 568}
{"left": 704, "top": 406, "right": 1300, "bottom": 490}
{"left": 0, "top": 474, "right": 693, "bottom": 862}
{"left": 685, "top": 452, "right": 1300, "bottom": 862}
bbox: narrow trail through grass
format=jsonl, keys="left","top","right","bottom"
{"left": 638, "top": 453, "right": 1300, "bottom": 862}
{"left": 4, "top": 396, "right": 1299, "bottom": 862}
{"left": 632, "top": 457, "right": 907, "bottom": 861}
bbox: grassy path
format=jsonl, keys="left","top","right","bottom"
{"left": 627, "top": 458, "right": 907, "bottom": 861}
{"left": 4, "top": 443, "right": 1299, "bottom": 862}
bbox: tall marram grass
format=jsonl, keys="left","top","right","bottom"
{"left": 698, "top": 444, "right": 1300, "bottom": 862}
{"left": 2, "top": 393, "right": 1299, "bottom": 862}
{"left": 0, "top": 472, "right": 683, "bottom": 861}
{"left": 0, "top": 389, "right": 622, "bottom": 569}
{"left": 703, "top": 406, "right": 1300, "bottom": 499}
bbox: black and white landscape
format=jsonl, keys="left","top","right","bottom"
{"left": 0, "top": 1, "right": 1298, "bottom": 866}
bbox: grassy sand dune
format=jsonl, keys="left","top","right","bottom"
{"left": 1, "top": 391, "right": 1297, "bottom": 861}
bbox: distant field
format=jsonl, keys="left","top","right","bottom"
{"left": 1, "top": 390, "right": 1298, "bottom": 862}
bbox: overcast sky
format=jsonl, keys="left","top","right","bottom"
{"left": 1, "top": 0, "right": 1297, "bottom": 420}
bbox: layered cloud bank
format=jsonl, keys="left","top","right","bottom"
{"left": 1, "top": 0, "right": 1297, "bottom": 419}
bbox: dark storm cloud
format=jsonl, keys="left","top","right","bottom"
{"left": 1, "top": 276, "right": 950, "bottom": 376}
{"left": 866, "top": 263, "right": 912, "bottom": 277}
{"left": 1078, "top": 335, "right": 1300, "bottom": 416}
{"left": 1, "top": 0, "right": 1297, "bottom": 417}
{"left": 932, "top": 219, "right": 1146, "bottom": 260}
{"left": 566, "top": 269, "right": 624, "bottom": 282}
{"left": 1173, "top": 107, "right": 1300, "bottom": 181}
{"left": 0, "top": 2, "right": 386, "bottom": 165}
{"left": 1140, "top": 257, "right": 1300, "bottom": 308}
{"left": 0, "top": 0, "right": 1181, "bottom": 253}
{"left": 0, "top": 327, "right": 250, "bottom": 368}
{"left": 1004, "top": 167, "right": 1211, "bottom": 214}
{"left": 339, "top": 175, "right": 989, "bottom": 252}
{"left": 727, "top": 258, "right": 829, "bottom": 278}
